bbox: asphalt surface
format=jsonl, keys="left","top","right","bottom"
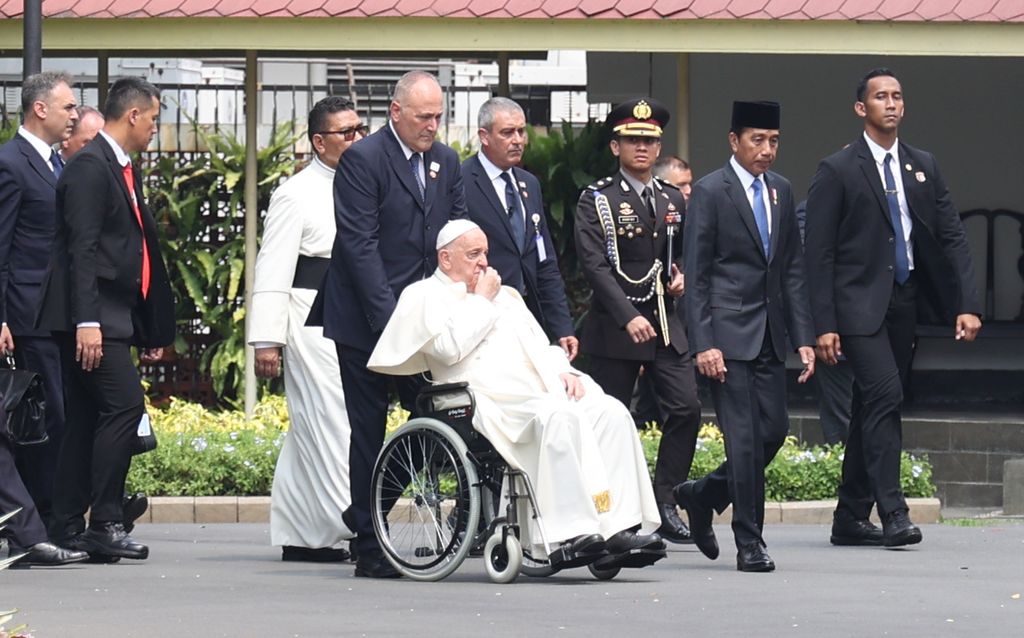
{"left": 4, "top": 523, "right": 1023, "bottom": 637}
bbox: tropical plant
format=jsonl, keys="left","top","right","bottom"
{"left": 145, "top": 122, "right": 303, "bottom": 404}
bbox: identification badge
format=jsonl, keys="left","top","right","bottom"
{"left": 536, "top": 234, "right": 547, "bottom": 262}
{"left": 137, "top": 413, "right": 152, "bottom": 437}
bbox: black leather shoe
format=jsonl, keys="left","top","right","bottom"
{"left": 57, "top": 534, "right": 122, "bottom": 564}
{"left": 882, "top": 509, "right": 922, "bottom": 548}
{"left": 282, "top": 545, "right": 351, "bottom": 562}
{"left": 594, "top": 530, "right": 667, "bottom": 570}
{"left": 656, "top": 502, "right": 693, "bottom": 544}
{"left": 736, "top": 541, "right": 775, "bottom": 572}
{"left": 673, "top": 481, "right": 719, "bottom": 560}
{"left": 79, "top": 522, "right": 149, "bottom": 560}
{"left": 9, "top": 542, "right": 89, "bottom": 567}
{"left": 566, "top": 533, "right": 606, "bottom": 555}
{"left": 123, "top": 493, "right": 149, "bottom": 535}
{"left": 354, "top": 548, "right": 401, "bottom": 579}
{"left": 830, "top": 510, "right": 883, "bottom": 546}
{"left": 605, "top": 530, "right": 665, "bottom": 554}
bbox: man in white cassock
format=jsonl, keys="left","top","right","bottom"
{"left": 368, "top": 220, "right": 666, "bottom": 568}
{"left": 248, "top": 97, "right": 368, "bottom": 562}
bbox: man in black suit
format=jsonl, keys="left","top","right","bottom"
{"left": 0, "top": 72, "right": 79, "bottom": 528}
{"left": 313, "top": 70, "right": 466, "bottom": 578}
{"left": 37, "top": 77, "right": 175, "bottom": 562}
{"left": 461, "top": 97, "right": 577, "bottom": 358}
{"left": 575, "top": 98, "right": 701, "bottom": 545}
{"left": 805, "top": 68, "right": 982, "bottom": 547}
{"left": 675, "top": 101, "right": 816, "bottom": 572}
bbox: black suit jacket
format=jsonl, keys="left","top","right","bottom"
{"left": 461, "top": 155, "right": 574, "bottom": 341}
{"left": 804, "top": 136, "right": 981, "bottom": 336}
{"left": 313, "top": 124, "right": 466, "bottom": 351}
{"left": 0, "top": 134, "right": 60, "bottom": 336}
{"left": 36, "top": 135, "right": 174, "bottom": 347}
{"left": 575, "top": 172, "right": 688, "bottom": 361}
{"left": 684, "top": 162, "right": 814, "bottom": 362}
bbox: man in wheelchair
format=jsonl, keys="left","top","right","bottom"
{"left": 368, "top": 220, "right": 666, "bottom": 572}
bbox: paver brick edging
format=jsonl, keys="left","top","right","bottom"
{"left": 138, "top": 496, "right": 942, "bottom": 525}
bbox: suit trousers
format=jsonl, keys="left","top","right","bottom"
{"left": 49, "top": 337, "right": 145, "bottom": 540}
{"left": 0, "top": 435, "right": 48, "bottom": 547}
{"left": 587, "top": 345, "right": 701, "bottom": 504}
{"left": 336, "top": 345, "right": 424, "bottom": 554}
{"left": 13, "top": 335, "right": 66, "bottom": 527}
{"left": 814, "top": 357, "right": 854, "bottom": 445}
{"left": 837, "top": 276, "right": 917, "bottom": 520}
{"left": 693, "top": 331, "right": 787, "bottom": 548}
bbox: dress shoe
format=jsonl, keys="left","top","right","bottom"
{"left": 656, "top": 502, "right": 693, "bottom": 544}
{"left": 881, "top": 509, "right": 922, "bottom": 548}
{"left": 57, "top": 535, "right": 122, "bottom": 564}
{"left": 282, "top": 545, "right": 351, "bottom": 562}
{"left": 78, "top": 522, "right": 149, "bottom": 560}
{"left": 9, "top": 542, "right": 89, "bottom": 567}
{"left": 605, "top": 530, "right": 665, "bottom": 554}
{"left": 594, "top": 530, "right": 667, "bottom": 570}
{"left": 566, "top": 533, "right": 606, "bottom": 555}
{"left": 353, "top": 548, "right": 401, "bottom": 579}
{"left": 830, "top": 510, "right": 883, "bottom": 546}
{"left": 673, "top": 481, "right": 719, "bottom": 560}
{"left": 736, "top": 541, "right": 775, "bottom": 572}
{"left": 123, "top": 493, "right": 149, "bottom": 535}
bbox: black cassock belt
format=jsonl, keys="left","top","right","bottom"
{"left": 292, "top": 255, "right": 330, "bottom": 290}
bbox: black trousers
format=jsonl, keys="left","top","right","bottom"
{"left": 837, "top": 277, "right": 917, "bottom": 520}
{"left": 0, "top": 435, "right": 48, "bottom": 548}
{"left": 587, "top": 344, "right": 701, "bottom": 504}
{"left": 13, "top": 335, "right": 66, "bottom": 527}
{"left": 49, "top": 337, "right": 145, "bottom": 540}
{"left": 336, "top": 345, "right": 424, "bottom": 554}
{"left": 814, "top": 357, "right": 854, "bottom": 445}
{"left": 693, "top": 331, "right": 787, "bottom": 548}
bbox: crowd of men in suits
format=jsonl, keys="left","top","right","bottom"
{"left": 0, "top": 66, "right": 981, "bottom": 577}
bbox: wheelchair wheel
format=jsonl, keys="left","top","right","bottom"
{"left": 371, "top": 418, "right": 481, "bottom": 582}
{"left": 483, "top": 531, "right": 522, "bottom": 584}
{"left": 588, "top": 562, "right": 620, "bottom": 581}
{"left": 520, "top": 550, "right": 557, "bottom": 578}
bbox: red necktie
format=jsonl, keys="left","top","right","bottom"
{"left": 122, "top": 163, "right": 151, "bottom": 298}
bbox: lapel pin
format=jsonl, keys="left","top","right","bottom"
{"left": 518, "top": 180, "right": 526, "bottom": 188}
{"left": 771, "top": 188, "right": 778, "bottom": 206}
{"left": 905, "top": 163, "right": 912, "bottom": 171}
{"left": 915, "top": 171, "right": 926, "bottom": 183}
{"left": 429, "top": 161, "right": 440, "bottom": 173}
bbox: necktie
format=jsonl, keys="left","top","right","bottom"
{"left": 643, "top": 186, "right": 657, "bottom": 222}
{"left": 122, "top": 163, "right": 151, "bottom": 298}
{"left": 500, "top": 171, "right": 525, "bottom": 248}
{"left": 409, "top": 153, "right": 425, "bottom": 201}
{"left": 50, "top": 150, "right": 63, "bottom": 179}
{"left": 883, "top": 153, "right": 911, "bottom": 285}
{"left": 751, "top": 178, "right": 770, "bottom": 257}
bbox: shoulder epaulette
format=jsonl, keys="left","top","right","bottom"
{"left": 586, "top": 176, "right": 614, "bottom": 191}
{"left": 653, "top": 175, "right": 680, "bottom": 191}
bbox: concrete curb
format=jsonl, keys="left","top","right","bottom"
{"left": 136, "top": 496, "right": 942, "bottom": 525}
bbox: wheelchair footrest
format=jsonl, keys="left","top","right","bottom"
{"left": 593, "top": 547, "right": 667, "bottom": 571}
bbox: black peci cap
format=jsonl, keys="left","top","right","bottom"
{"left": 731, "top": 101, "right": 781, "bottom": 131}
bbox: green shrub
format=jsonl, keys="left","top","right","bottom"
{"left": 129, "top": 398, "right": 935, "bottom": 500}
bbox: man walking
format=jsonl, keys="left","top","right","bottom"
{"left": 676, "top": 101, "right": 815, "bottom": 572}
{"left": 461, "top": 97, "right": 577, "bottom": 358}
{"left": 804, "top": 69, "right": 981, "bottom": 547}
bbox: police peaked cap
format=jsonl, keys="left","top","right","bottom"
{"left": 731, "top": 101, "right": 781, "bottom": 131}
{"left": 607, "top": 98, "right": 670, "bottom": 138}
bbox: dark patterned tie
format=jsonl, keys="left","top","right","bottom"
{"left": 500, "top": 171, "right": 525, "bottom": 248}
{"left": 50, "top": 150, "right": 63, "bottom": 179}
{"left": 884, "top": 153, "right": 910, "bottom": 285}
{"left": 409, "top": 153, "right": 425, "bottom": 201}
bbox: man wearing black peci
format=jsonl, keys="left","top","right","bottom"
{"left": 804, "top": 68, "right": 981, "bottom": 548}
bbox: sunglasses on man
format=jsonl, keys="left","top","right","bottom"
{"left": 317, "top": 124, "right": 369, "bottom": 141}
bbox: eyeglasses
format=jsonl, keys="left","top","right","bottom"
{"left": 317, "top": 124, "right": 369, "bottom": 141}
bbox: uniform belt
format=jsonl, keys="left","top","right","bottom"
{"left": 292, "top": 255, "right": 330, "bottom": 290}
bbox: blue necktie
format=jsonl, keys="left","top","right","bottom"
{"left": 883, "top": 153, "right": 911, "bottom": 285}
{"left": 751, "top": 178, "right": 770, "bottom": 257}
{"left": 50, "top": 150, "right": 63, "bottom": 179}
{"left": 409, "top": 153, "right": 425, "bottom": 201}
{"left": 500, "top": 171, "right": 525, "bottom": 248}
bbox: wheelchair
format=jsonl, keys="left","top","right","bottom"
{"left": 370, "top": 382, "right": 648, "bottom": 583}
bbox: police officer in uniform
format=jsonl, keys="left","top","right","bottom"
{"left": 575, "top": 98, "right": 701, "bottom": 544}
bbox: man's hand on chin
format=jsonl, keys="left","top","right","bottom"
{"left": 471, "top": 267, "right": 501, "bottom": 301}
{"left": 560, "top": 372, "right": 585, "bottom": 401}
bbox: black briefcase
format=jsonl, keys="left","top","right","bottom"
{"left": 0, "top": 355, "right": 48, "bottom": 446}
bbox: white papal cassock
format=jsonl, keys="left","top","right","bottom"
{"left": 248, "top": 158, "right": 352, "bottom": 548}
{"left": 367, "top": 270, "right": 660, "bottom": 552}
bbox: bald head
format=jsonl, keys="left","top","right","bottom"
{"left": 390, "top": 71, "right": 443, "bottom": 153}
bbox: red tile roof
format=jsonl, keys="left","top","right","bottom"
{"left": 12, "top": 0, "right": 1024, "bottom": 20}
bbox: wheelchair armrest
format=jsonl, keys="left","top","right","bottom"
{"left": 420, "top": 381, "right": 470, "bottom": 395}
{"left": 415, "top": 381, "right": 475, "bottom": 418}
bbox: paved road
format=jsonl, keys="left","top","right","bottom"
{"left": 5, "top": 523, "right": 1023, "bottom": 637}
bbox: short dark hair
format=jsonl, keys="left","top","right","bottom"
{"left": 307, "top": 96, "right": 356, "bottom": 144}
{"left": 857, "top": 68, "right": 898, "bottom": 102}
{"left": 21, "top": 71, "right": 73, "bottom": 113}
{"left": 103, "top": 77, "right": 161, "bottom": 121}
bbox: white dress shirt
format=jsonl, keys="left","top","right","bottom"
{"left": 389, "top": 121, "right": 425, "bottom": 188}
{"left": 863, "top": 132, "right": 914, "bottom": 270}
{"left": 476, "top": 151, "right": 525, "bottom": 228}
{"left": 17, "top": 126, "right": 58, "bottom": 170}
{"left": 730, "top": 155, "right": 772, "bottom": 231}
